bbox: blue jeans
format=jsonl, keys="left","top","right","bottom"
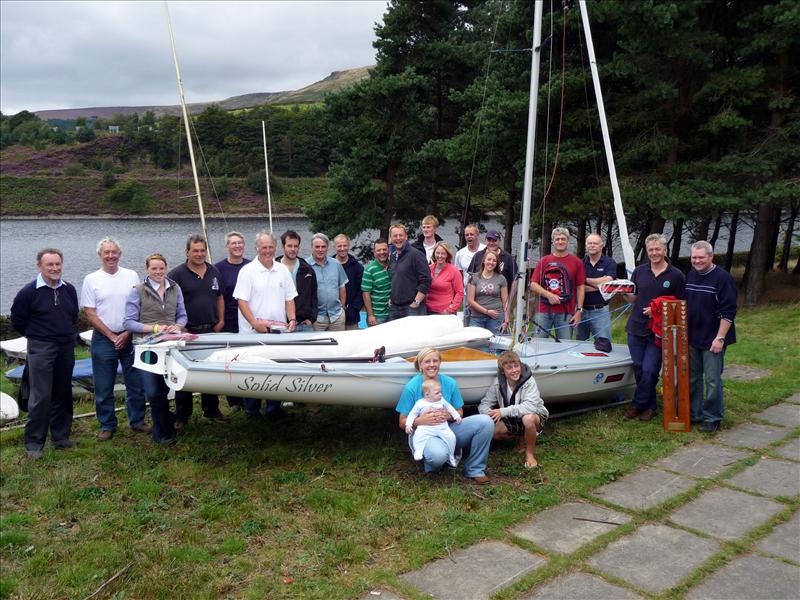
{"left": 470, "top": 311, "right": 506, "bottom": 335}
{"left": 410, "top": 414, "right": 494, "bottom": 478}
{"left": 627, "top": 333, "right": 662, "bottom": 411}
{"left": 91, "top": 332, "right": 146, "bottom": 431}
{"left": 388, "top": 302, "right": 426, "bottom": 321}
{"left": 535, "top": 311, "right": 572, "bottom": 340}
{"left": 689, "top": 346, "right": 725, "bottom": 424}
{"left": 576, "top": 306, "right": 612, "bottom": 341}
{"left": 244, "top": 397, "right": 285, "bottom": 417}
{"left": 139, "top": 371, "right": 174, "bottom": 442}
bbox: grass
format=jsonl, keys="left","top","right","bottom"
{"left": 0, "top": 303, "right": 797, "bottom": 599}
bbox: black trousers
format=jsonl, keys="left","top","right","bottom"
{"left": 25, "top": 338, "right": 74, "bottom": 450}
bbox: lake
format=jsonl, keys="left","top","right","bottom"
{"left": 0, "top": 216, "right": 752, "bottom": 314}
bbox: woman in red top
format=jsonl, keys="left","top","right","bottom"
{"left": 425, "top": 242, "right": 464, "bottom": 315}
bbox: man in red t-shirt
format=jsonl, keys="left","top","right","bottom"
{"left": 530, "top": 227, "right": 586, "bottom": 340}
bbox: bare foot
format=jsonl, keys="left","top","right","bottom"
{"left": 524, "top": 455, "right": 538, "bottom": 468}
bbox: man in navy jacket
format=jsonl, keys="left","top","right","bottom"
{"left": 11, "top": 248, "right": 78, "bottom": 459}
{"left": 686, "top": 241, "right": 737, "bottom": 432}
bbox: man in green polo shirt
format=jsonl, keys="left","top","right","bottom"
{"left": 362, "top": 238, "right": 392, "bottom": 326}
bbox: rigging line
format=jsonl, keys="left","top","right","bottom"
{"left": 186, "top": 114, "right": 229, "bottom": 232}
{"left": 576, "top": 20, "right": 602, "bottom": 190}
{"left": 462, "top": 0, "right": 505, "bottom": 237}
{"left": 541, "top": 0, "right": 568, "bottom": 204}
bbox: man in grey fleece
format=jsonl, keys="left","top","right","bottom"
{"left": 478, "top": 350, "right": 549, "bottom": 468}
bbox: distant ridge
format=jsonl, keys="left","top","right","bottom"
{"left": 34, "top": 66, "right": 372, "bottom": 120}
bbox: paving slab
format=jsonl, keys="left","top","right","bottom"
{"left": 591, "top": 468, "right": 696, "bottom": 511}
{"left": 686, "top": 554, "right": 800, "bottom": 600}
{"left": 588, "top": 524, "right": 719, "bottom": 594}
{"left": 669, "top": 487, "right": 783, "bottom": 540}
{"left": 359, "top": 590, "right": 405, "bottom": 600}
{"left": 716, "top": 422, "right": 788, "bottom": 449}
{"left": 752, "top": 402, "right": 800, "bottom": 428}
{"left": 727, "top": 457, "right": 800, "bottom": 498}
{"left": 400, "top": 541, "right": 545, "bottom": 599}
{"left": 653, "top": 443, "right": 748, "bottom": 478}
{"left": 524, "top": 572, "right": 642, "bottom": 599}
{"left": 774, "top": 437, "right": 800, "bottom": 462}
{"left": 785, "top": 392, "right": 800, "bottom": 405}
{"left": 723, "top": 364, "right": 770, "bottom": 381}
{"left": 756, "top": 510, "right": 800, "bottom": 563}
{"left": 510, "top": 502, "right": 631, "bottom": 555}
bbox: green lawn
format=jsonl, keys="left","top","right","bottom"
{"left": 1, "top": 303, "right": 797, "bottom": 599}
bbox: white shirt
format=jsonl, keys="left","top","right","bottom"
{"left": 233, "top": 259, "right": 298, "bottom": 333}
{"left": 455, "top": 243, "right": 486, "bottom": 285}
{"left": 80, "top": 267, "right": 140, "bottom": 332}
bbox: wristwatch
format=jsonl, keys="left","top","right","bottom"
{"left": 576, "top": 307, "right": 583, "bottom": 312}
{"left": 715, "top": 336, "right": 725, "bottom": 343}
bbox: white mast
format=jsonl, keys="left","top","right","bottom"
{"left": 513, "top": 0, "right": 544, "bottom": 343}
{"left": 578, "top": 0, "right": 635, "bottom": 276}
{"left": 165, "top": 2, "right": 211, "bottom": 259}
{"left": 262, "top": 120, "right": 274, "bottom": 233}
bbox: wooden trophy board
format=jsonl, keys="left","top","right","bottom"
{"left": 661, "top": 300, "right": 690, "bottom": 432}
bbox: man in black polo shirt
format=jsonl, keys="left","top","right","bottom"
{"left": 168, "top": 234, "right": 226, "bottom": 427}
{"left": 624, "top": 233, "right": 685, "bottom": 422}
{"left": 577, "top": 233, "right": 616, "bottom": 342}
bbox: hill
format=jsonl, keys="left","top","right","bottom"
{"left": 33, "top": 67, "right": 372, "bottom": 121}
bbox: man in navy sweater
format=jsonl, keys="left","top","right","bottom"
{"left": 686, "top": 241, "right": 737, "bottom": 432}
{"left": 11, "top": 248, "right": 78, "bottom": 460}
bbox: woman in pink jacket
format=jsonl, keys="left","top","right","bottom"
{"left": 425, "top": 242, "right": 464, "bottom": 315}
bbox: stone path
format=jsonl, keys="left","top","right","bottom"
{"left": 360, "top": 399, "right": 800, "bottom": 599}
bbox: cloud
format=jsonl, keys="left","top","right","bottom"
{"left": 0, "top": 0, "right": 387, "bottom": 114}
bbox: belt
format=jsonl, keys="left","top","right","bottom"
{"left": 584, "top": 304, "right": 607, "bottom": 310}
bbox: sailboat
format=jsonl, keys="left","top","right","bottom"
{"left": 134, "top": 0, "right": 636, "bottom": 408}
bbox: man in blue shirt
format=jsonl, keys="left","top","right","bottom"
{"left": 308, "top": 233, "right": 348, "bottom": 331}
{"left": 577, "top": 233, "right": 616, "bottom": 342}
{"left": 624, "top": 234, "right": 685, "bottom": 422}
{"left": 11, "top": 248, "right": 78, "bottom": 460}
{"left": 686, "top": 241, "right": 737, "bottom": 432}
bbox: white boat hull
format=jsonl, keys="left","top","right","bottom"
{"left": 136, "top": 336, "right": 635, "bottom": 408}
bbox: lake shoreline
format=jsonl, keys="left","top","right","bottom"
{"left": 1, "top": 212, "right": 306, "bottom": 220}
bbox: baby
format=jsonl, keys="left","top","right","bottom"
{"left": 405, "top": 379, "right": 462, "bottom": 466}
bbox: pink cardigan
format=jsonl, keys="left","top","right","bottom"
{"left": 426, "top": 263, "right": 465, "bottom": 314}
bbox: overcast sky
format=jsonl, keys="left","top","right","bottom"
{"left": 0, "top": 0, "right": 389, "bottom": 115}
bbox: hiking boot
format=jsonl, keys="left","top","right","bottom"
{"left": 624, "top": 405, "right": 641, "bottom": 420}
{"left": 97, "top": 430, "right": 114, "bottom": 441}
{"left": 699, "top": 421, "right": 721, "bottom": 433}
{"left": 26, "top": 449, "right": 43, "bottom": 460}
{"left": 639, "top": 408, "right": 657, "bottom": 422}
{"left": 131, "top": 423, "right": 152, "bottom": 434}
{"left": 468, "top": 475, "right": 491, "bottom": 485}
{"left": 52, "top": 440, "right": 76, "bottom": 450}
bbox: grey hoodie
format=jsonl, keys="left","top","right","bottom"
{"left": 478, "top": 362, "right": 549, "bottom": 420}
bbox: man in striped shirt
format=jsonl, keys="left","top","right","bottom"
{"left": 686, "top": 240, "right": 737, "bottom": 433}
{"left": 362, "top": 238, "right": 392, "bottom": 326}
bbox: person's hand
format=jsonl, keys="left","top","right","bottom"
{"left": 163, "top": 324, "right": 181, "bottom": 334}
{"left": 547, "top": 292, "right": 561, "bottom": 304}
{"left": 415, "top": 409, "right": 448, "bottom": 426}
{"left": 570, "top": 311, "right": 582, "bottom": 326}
{"left": 488, "top": 408, "right": 502, "bottom": 423}
{"left": 113, "top": 331, "right": 131, "bottom": 350}
{"left": 454, "top": 416, "right": 462, "bottom": 424}
{"left": 287, "top": 320, "right": 297, "bottom": 333}
{"left": 710, "top": 338, "right": 725, "bottom": 354}
{"left": 487, "top": 308, "right": 499, "bottom": 319}
{"left": 500, "top": 319, "right": 509, "bottom": 332}
{"left": 253, "top": 321, "right": 270, "bottom": 334}
{"left": 212, "top": 320, "right": 225, "bottom": 333}
{"left": 367, "top": 315, "right": 377, "bottom": 327}
{"left": 643, "top": 306, "right": 652, "bottom": 318}
{"left": 405, "top": 425, "right": 414, "bottom": 434}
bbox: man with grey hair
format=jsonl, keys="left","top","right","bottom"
{"left": 624, "top": 233, "right": 685, "bottom": 422}
{"left": 333, "top": 233, "right": 363, "bottom": 330}
{"left": 686, "top": 240, "right": 737, "bottom": 432}
{"left": 576, "top": 233, "right": 616, "bottom": 343}
{"left": 530, "top": 227, "right": 586, "bottom": 340}
{"left": 308, "top": 232, "right": 348, "bottom": 331}
{"left": 169, "top": 233, "right": 226, "bottom": 427}
{"left": 81, "top": 237, "right": 148, "bottom": 440}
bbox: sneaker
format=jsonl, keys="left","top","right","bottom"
{"left": 699, "top": 421, "right": 721, "bottom": 433}
{"left": 131, "top": 423, "right": 152, "bottom": 434}
{"left": 639, "top": 408, "right": 657, "bottom": 422}
{"left": 97, "top": 430, "right": 114, "bottom": 441}
{"left": 468, "top": 475, "right": 491, "bottom": 485}
{"left": 624, "top": 405, "right": 641, "bottom": 420}
{"left": 52, "top": 440, "right": 76, "bottom": 450}
{"left": 26, "top": 449, "right": 43, "bottom": 460}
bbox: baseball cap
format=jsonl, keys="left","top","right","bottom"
{"left": 486, "top": 230, "right": 501, "bottom": 240}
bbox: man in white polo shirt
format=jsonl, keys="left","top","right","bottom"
{"left": 234, "top": 231, "right": 298, "bottom": 418}
{"left": 81, "top": 237, "right": 149, "bottom": 440}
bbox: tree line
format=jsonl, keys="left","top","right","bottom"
{"left": 1, "top": 0, "right": 797, "bottom": 304}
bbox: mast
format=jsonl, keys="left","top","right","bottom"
{"left": 262, "top": 120, "right": 274, "bottom": 233}
{"left": 165, "top": 1, "right": 211, "bottom": 259}
{"left": 578, "top": 0, "right": 635, "bottom": 276}
{"left": 513, "top": 0, "right": 544, "bottom": 343}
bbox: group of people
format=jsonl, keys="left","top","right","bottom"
{"left": 10, "top": 219, "right": 737, "bottom": 470}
